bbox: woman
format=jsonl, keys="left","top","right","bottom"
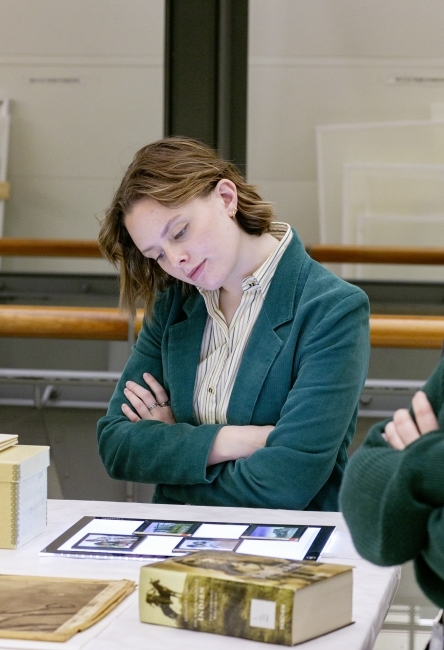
{"left": 97, "top": 136, "right": 370, "bottom": 510}
{"left": 340, "top": 358, "right": 444, "bottom": 608}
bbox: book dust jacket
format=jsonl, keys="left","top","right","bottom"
{"left": 139, "top": 551, "right": 353, "bottom": 645}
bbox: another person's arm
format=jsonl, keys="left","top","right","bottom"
{"left": 382, "top": 390, "right": 438, "bottom": 449}
{"left": 339, "top": 359, "right": 444, "bottom": 606}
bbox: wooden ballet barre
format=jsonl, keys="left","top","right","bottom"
{"left": 0, "top": 306, "right": 143, "bottom": 340}
{"left": 306, "top": 244, "right": 444, "bottom": 265}
{"left": 0, "top": 238, "right": 102, "bottom": 258}
{"left": 0, "top": 239, "right": 444, "bottom": 265}
{"left": 0, "top": 306, "right": 443, "bottom": 348}
{"left": 370, "top": 315, "right": 444, "bottom": 349}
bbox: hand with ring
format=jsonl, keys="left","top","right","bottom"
{"left": 122, "top": 373, "right": 176, "bottom": 424}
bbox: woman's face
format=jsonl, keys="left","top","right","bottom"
{"left": 125, "top": 180, "right": 246, "bottom": 292}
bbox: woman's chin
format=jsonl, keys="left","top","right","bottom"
{"left": 197, "top": 279, "right": 222, "bottom": 292}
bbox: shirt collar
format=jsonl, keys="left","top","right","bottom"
{"left": 241, "top": 222, "right": 292, "bottom": 295}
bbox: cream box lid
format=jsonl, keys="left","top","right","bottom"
{"left": 0, "top": 445, "right": 50, "bottom": 482}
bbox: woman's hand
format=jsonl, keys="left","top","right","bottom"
{"left": 207, "top": 425, "right": 274, "bottom": 466}
{"left": 383, "top": 390, "right": 438, "bottom": 450}
{"left": 122, "top": 373, "right": 176, "bottom": 425}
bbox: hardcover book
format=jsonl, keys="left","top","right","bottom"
{"left": 139, "top": 550, "right": 353, "bottom": 646}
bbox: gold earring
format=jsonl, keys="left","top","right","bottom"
{"left": 230, "top": 208, "right": 237, "bottom": 218}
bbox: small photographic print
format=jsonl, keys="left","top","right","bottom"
{"left": 72, "top": 533, "right": 143, "bottom": 551}
{"left": 174, "top": 538, "right": 240, "bottom": 552}
{"left": 141, "top": 521, "right": 198, "bottom": 536}
{"left": 242, "top": 525, "right": 305, "bottom": 540}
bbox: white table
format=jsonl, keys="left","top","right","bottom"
{"left": 0, "top": 500, "right": 399, "bottom": 650}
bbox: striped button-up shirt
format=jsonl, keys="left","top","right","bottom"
{"left": 193, "top": 222, "right": 292, "bottom": 424}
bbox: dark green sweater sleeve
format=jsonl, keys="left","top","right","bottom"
{"left": 339, "top": 358, "right": 444, "bottom": 607}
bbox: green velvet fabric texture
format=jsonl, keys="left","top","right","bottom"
{"left": 98, "top": 230, "right": 370, "bottom": 510}
{"left": 340, "top": 358, "right": 444, "bottom": 607}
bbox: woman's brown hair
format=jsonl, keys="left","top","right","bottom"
{"left": 98, "top": 136, "right": 275, "bottom": 318}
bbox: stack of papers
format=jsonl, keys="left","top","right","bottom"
{"left": 0, "top": 434, "right": 18, "bottom": 452}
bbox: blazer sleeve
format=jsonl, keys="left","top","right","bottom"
{"left": 97, "top": 295, "right": 223, "bottom": 486}
{"left": 339, "top": 359, "right": 444, "bottom": 607}
{"left": 161, "top": 289, "right": 370, "bottom": 509}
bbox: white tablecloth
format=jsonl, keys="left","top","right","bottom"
{"left": 0, "top": 500, "right": 399, "bottom": 650}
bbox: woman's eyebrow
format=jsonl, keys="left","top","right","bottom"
{"left": 160, "top": 214, "right": 181, "bottom": 238}
{"left": 142, "top": 214, "right": 182, "bottom": 255}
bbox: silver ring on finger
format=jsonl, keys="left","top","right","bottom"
{"left": 159, "top": 400, "right": 171, "bottom": 408}
{"left": 147, "top": 402, "right": 159, "bottom": 411}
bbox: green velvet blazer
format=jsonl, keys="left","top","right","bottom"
{"left": 98, "top": 231, "right": 370, "bottom": 511}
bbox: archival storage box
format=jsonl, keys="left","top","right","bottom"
{"left": 0, "top": 445, "right": 50, "bottom": 549}
{"left": 139, "top": 550, "right": 353, "bottom": 645}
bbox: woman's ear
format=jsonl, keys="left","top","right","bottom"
{"left": 214, "top": 179, "right": 238, "bottom": 213}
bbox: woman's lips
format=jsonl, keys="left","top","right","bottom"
{"left": 188, "top": 260, "right": 206, "bottom": 281}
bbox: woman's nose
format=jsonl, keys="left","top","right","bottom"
{"left": 169, "top": 247, "right": 188, "bottom": 267}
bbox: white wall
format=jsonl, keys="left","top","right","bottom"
{"left": 0, "top": 0, "right": 164, "bottom": 273}
{"left": 248, "top": 0, "right": 444, "bottom": 245}
{"left": 3, "top": 1, "right": 444, "bottom": 262}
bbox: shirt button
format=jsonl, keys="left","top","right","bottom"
{"left": 208, "top": 387, "right": 214, "bottom": 394}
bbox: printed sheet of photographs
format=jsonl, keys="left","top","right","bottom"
{"left": 40, "top": 517, "right": 335, "bottom": 562}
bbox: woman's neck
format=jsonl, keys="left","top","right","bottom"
{"left": 219, "top": 232, "right": 279, "bottom": 325}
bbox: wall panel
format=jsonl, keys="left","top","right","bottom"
{"left": 248, "top": 1, "right": 444, "bottom": 242}
{"left": 0, "top": 0, "right": 164, "bottom": 273}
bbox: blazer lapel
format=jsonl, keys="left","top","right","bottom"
{"left": 227, "top": 231, "right": 306, "bottom": 424}
{"left": 228, "top": 311, "right": 283, "bottom": 424}
{"left": 167, "top": 291, "right": 207, "bottom": 424}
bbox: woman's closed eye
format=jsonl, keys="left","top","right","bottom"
{"left": 174, "top": 225, "right": 187, "bottom": 240}
{"left": 154, "top": 225, "right": 188, "bottom": 262}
